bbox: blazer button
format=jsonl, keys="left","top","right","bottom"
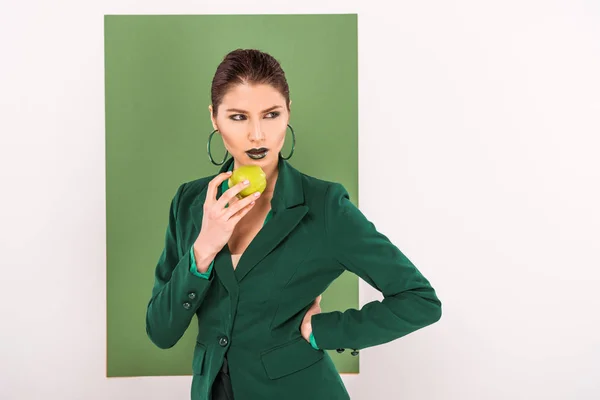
{"left": 351, "top": 349, "right": 359, "bottom": 356}
{"left": 182, "top": 302, "right": 191, "bottom": 310}
{"left": 218, "top": 336, "right": 229, "bottom": 347}
{"left": 188, "top": 292, "right": 196, "bottom": 300}
{"left": 336, "top": 348, "right": 345, "bottom": 353}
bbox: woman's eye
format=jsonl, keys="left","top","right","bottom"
{"left": 229, "top": 112, "right": 279, "bottom": 121}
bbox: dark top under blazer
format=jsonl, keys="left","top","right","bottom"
{"left": 146, "top": 154, "right": 442, "bottom": 400}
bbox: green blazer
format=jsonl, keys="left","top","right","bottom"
{"left": 146, "top": 155, "right": 442, "bottom": 400}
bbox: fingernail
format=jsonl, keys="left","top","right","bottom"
{"left": 243, "top": 180, "right": 250, "bottom": 185}
{"left": 254, "top": 192, "right": 260, "bottom": 197}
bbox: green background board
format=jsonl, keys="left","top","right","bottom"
{"left": 105, "top": 14, "right": 359, "bottom": 377}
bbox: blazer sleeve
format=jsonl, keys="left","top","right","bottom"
{"left": 190, "top": 245, "right": 214, "bottom": 279}
{"left": 145, "top": 183, "right": 215, "bottom": 349}
{"left": 310, "top": 183, "right": 442, "bottom": 351}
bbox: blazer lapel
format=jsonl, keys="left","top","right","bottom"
{"left": 235, "top": 205, "right": 308, "bottom": 282}
{"left": 235, "top": 155, "right": 308, "bottom": 282}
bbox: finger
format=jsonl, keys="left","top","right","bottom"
{"left": 311, "top": 301, "right": 322, "bottom": 312}
{"left": 228, "top": 199, "right": 257, "bottom": 224}
{"left": 228, "top": 192, "right": 241, "bottom": 205}
{"left": 225, "top": 191, "right": 243, "bottom": 210}
{"left": 315, "top": 295, "right": 322, "bottom": 303}
{"left": 206, "top": 172, "right": 233, "bottom": 204}
{"left": 223, "top": 192, "right": 260, "bottom": 219}
{"left": 217, "top": 180, "right": 251, "bottom": 209}
{"left": 307, "top": 307, "right": 321, "bottom": 318}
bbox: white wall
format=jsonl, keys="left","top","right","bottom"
{"left": 1, "top": 1, "right": 599, "bottom": 399}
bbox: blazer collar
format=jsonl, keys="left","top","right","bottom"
{"left": 189, "top": 154, "right": 308, "bottom": 290}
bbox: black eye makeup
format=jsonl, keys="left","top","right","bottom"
{"left": 265, "top": 111, "right": 280, "bottom": 118}
{"left": 228, "top": 111, "right": 280, "bottom": 121}
{"left": 229, "top": 114, "right": 246, "bottom": 121}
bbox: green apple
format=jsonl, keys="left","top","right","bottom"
{"left": 228, "top": 165, "right": 267, "bottom": 199}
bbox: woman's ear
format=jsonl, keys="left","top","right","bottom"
{"left": 208, "top": 105, "right": 218, "bottom": 131}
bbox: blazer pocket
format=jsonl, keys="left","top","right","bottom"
{"left": 192, "top": 341, "right": 207, "bottom": 375}
{"left": 260, "top": 336, "right": 324, "bottom": 380}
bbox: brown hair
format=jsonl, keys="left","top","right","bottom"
{"left": 210, "top": 49, "right": 290, "bottom": 116}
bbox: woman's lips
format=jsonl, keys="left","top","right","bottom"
{"left": 245, "top": 149, "right": 268, "bottom": 159}
{"left": 246, "top": 148, "right": 268, "bottom": 154}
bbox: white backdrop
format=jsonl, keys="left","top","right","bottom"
{"left": 1, "top": 1, "right": 599, "bottom": 399}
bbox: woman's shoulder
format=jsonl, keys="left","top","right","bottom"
{"left": 296, "top": 170, "right": 351, "bottom": 207}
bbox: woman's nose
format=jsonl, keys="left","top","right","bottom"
{"left": 249, "top": 122, "right": 265, "bottom": 140}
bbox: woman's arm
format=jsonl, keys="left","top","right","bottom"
{"left": 145, "top": 183, "right": 215, "bottom": 349}
{"left": 310, "top": 183, "right": 442, "bottom": 351}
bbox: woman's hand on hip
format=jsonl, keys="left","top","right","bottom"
{"left": 301, "top": 295, "right": 322, "bottom": 343}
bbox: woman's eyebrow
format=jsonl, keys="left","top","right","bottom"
{"left": 225, "top": 105, "right": 282, "bottom": 113}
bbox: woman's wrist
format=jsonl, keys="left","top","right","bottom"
{"left": 192, "top": 243, "right": 217, "bottom": 273}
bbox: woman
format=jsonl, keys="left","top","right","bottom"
{"left": 145, "top": 49, "right": 442, "bottom": 400}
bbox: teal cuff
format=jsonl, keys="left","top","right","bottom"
{"left": 309, "top": 332, "right": 319, "bottom": 350}
{"left": 190, "top": 245, "right": 213, "bottom": 279}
